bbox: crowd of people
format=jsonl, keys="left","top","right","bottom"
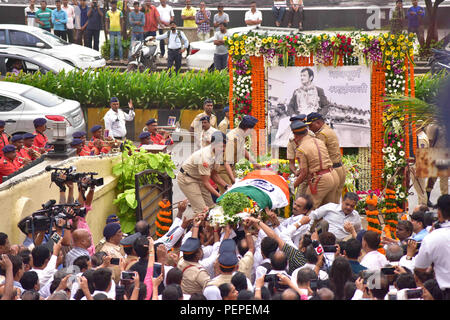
{"left": 22, "top": 0, "right": 308, "bottom": 70}
{"left": 1, "top": 180, "right": 449, "bottom": 301}
{"left": 2, "top": 99, "right": 448, "bottom": 301}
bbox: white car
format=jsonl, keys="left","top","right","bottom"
{"left": 0, "top": 24, "right": 105, "bottom": 69}
{"left": 0, "top": 46, "right": 76, "bottom": 76}
{"left": 186, "top": 26, "right": 299, "bottom": 70}
{"left": 0, "top": 82, "right": 86, "bottom": 141}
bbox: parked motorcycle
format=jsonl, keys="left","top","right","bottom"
{"left": 127, "top": 36, "right": 158, "bottom": 72}
{"left": 428, "top": 48, "right": 450, "bottom": 75}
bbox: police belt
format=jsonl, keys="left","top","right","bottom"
{"left": 308, "top": 168, "right": 332, "bottom": 195}
{"left": 180, "top": 167, "right": 194, "bottom": 179}
{"left": 332, "top": 162, "right": 342, "bottom": 168}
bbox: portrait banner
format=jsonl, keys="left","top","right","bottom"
{"left": 268, "top": 65, "right": 371, "bottom": 148}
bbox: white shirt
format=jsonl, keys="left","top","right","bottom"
{"left": 154, "top": 217, "right": 185, "bottom": 251}
{"left": 62, "top": 4, "right": 75, "bottom": 29}
{"left": 308, "top": 202, "right": 362, "bottom": 241}
{"left": 255, "top": 258, "right": 271, "bottom": 285}
{"left": 103, "top": 108, "right": 135, "bottom": 139}
{"left": 414, "top": 222, "right": 450, "bottom": 289}
{"left": 31, "top": 255, "right": 58, "bottom": 294}
{"left": 360, "top": 250, "right": 389, "bottom": 271}
{"left": 157, "top": 4, "right": 174, "bottom": 28}
{"left": 245, "top": 10, "right": 262, "bottom": 27}
{"left": 155, "top": 29, "right": 189, "bottom": 50}
{"left": 279, "top": 214, "right": 309, "bottom": 249}
{"left": 25, "top": 6, "right": 38, "bottom": 27}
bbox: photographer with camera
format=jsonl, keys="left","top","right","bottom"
{"left": 414, "top": 195, "right": 450, "bottom": 300}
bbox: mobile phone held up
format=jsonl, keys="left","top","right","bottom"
{"left": 121, "top": 271, "right": 135, "bottom": 281}
{"left": 110, "top": 258, "right": 120, "bottom": 265}
{"left": 51, "top": 232, "right": 62, "bottom": 243}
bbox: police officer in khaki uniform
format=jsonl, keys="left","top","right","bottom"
{"left": 197, "top": 115, "right": 218, "bottom": 151}
{"left": 190, "top": 99, "right": 218, "bottom": 134}
{"left": 306, "top": 112, "right": 345, "bottom": 203}
{"left": 412, "top": 121, "right": 429, "bottom": 206}
{"left": 287, "top": 114, "right": 312, "bottom": 198}
{"left": 425, "top": 121, "right": 448, "bottom": 206}
{"left": 218, "top": 106, "right": 230, "bottom": 134}
{"left": 177, "top": 216, "right": 212, "bottom": 295}
{"left": 177, "top": 131, "right": 230, "bottom": 214}
{"left": 217, "top": 115, "right": 261, "bottom": 193}
{"left": 291, "top": 120, "right": 338, "bottom": 209}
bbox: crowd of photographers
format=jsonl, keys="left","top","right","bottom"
{"left": 1, "top": 180, "right": 449, "bottom": 300}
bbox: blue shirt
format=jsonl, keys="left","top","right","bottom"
{"left": 87, "top": 5, "right": 102, "bottom": 30}
{"left": 52, "top": 9, "right": 68, "bottom": 31}
{"left": 407, "top": 5, "right": 425, "bottom": 29}
{"left": 79, "top": 5, "right": 89, "bottom": 28}
{"left": 412, "top": 228, "right": 429, "bottom": 242}
{"left": 348, "top": 259, "right": 367, "bottom": 276}
{"left": 129, "top": 10, "right": 145, "bottom": 33}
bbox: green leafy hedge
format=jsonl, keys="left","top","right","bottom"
{"left": 3, "top": 68, "right": 229, "bottom": 109}
{"left": 112, "top": 141, "right": 177, "bottom": 233}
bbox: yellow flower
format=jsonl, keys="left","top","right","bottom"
{"left": 246, "top": 70, "right": 251, "bottom": 74}
{"left": 399, "top": 35, "right": 405, "bottom": 40}
{"left": 388, "top": 41, "right": 393, "bottom": 46}
{"left": 273, "top": 39, "right": 278, "bottom": 44}
{"left": 230, "top": 46, "right": 235, "bottom": 51}
{"left": 331, "top": 36, "right": 336, "bottom": 42}
{"left": 393, "top": 52, "right": 398, "bottom": 58}
{"left": 241, "top": 50, "right": 246, "bottom": 55}
{"left": 387, "top": 65, "right": 391, "bottom": 70}
{"left": 390, "top": 46, "right": 395, "bottom": 51}
{"left": 400, "top": 52, "right": 405, "bottom": 58}
{"left": 317, "top": 35, "right": 322, "bottom": 40}
{"left": 361, "top": 37, "right": 366, "bottom": 42}
{"left": 381, "top": 46, "right": 386, "bottom": 51}
{"left": 268, "top": 37, "right": 272, "bottom": 42}
{"left": 368, "top": 35, "right": 374, "bottom": 40}
{"left": 243, "top": 35, "right": 248, "bottom": 40}
{"left": 228, "top": 50, "right": 233, "bottom": 55}
{"left": 323, "top": 34, "right": 328, "bottom": 40}
{"left": 385, "top": 51, "right": 391, "bottom": 56}
{"left": 384, "top": 33, "right": 389, "bottom": 38}
{"left": 262, "top": 38, "right": 268, "bottom": 44}
{"left": 402, "top": 46, "right": 407, "bottom": 50}
{"left": 240, "top": 40, "right": 245, "bottom": 45}
{"left": 228, "top": 40, "right": 233, "bottom": 45}
{"left": 409, "top": 33, "right": 415, "bottom": 38}
{"left": 234, "top": 51, "right": 239, "bottom": 55}
{"left": 408, "top": 42, "right": 413, "bottom": 46}
{"left": 234, "top": 41, "right": 239, "bottom": 46}
{"left": 390, "top": 34, "right": 395, "bottom": 40}
{"left": 386, "top": 60, "right": 391, "bottom": 64}
{"left": 223, "top": 36, "right": 228, "bottom": 41}
{"left": 233, "top": 34, "right": 238, "bottom": 38}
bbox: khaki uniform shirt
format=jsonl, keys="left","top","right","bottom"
{"left": 296, "top": 135, "right": 333, "bottom": 175}
{"left": 218, "top": 117, "right": 229, "bottom": 134}
{"left": 200, "top": 126, "right": 218, "bottom": 148}
{"left": 100, "top": 242, "right": 125, "bottom": 283}
{"left": 225, "top": 128, "right": 247, "bottom": 165}
{"left": 207, "top": 274, "right": 233, "bottom": 287}
{"left": 238, "top": 251, "right": 254, "bottom": 280}
{"left": 182, "top": 144, "right": 221, "bottom": 178}
{"left": 190, "top": 112, "right": 218, "bottom": 132}
{"left": 287, "top": 131, "right": 315, "bottom": 160}
{"left": 177, "top": 257, "right": 211, "bottom": 295}
{"left": 315, "top": 124, "right": 342, "bottom": 164}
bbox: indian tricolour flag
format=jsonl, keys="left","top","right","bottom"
{"left": 217, "top": 170, "right": 290, "bottom": 210}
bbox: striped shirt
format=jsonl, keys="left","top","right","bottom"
{"left": 65, "top": 247, "right": 90, "bottom": 267}
{"left": 282, "top": 243, "right": 307, "bottom": 274}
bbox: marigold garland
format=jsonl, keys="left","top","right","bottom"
{"left": 383, "top": 189, "right": 399, "bottom": 240}
{"left": 155, "top": 199, "right": 172, "bottom": 239}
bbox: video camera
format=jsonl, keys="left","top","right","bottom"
{"left": 46, "top": 165, "right": 104, "bottom": 191}
{"left": 17, "top": 199, "right": 87, "bottom": 239}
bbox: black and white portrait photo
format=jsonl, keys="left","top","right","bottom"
{"left": 268, "top": 65, "right": 371, "bottom": 148}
